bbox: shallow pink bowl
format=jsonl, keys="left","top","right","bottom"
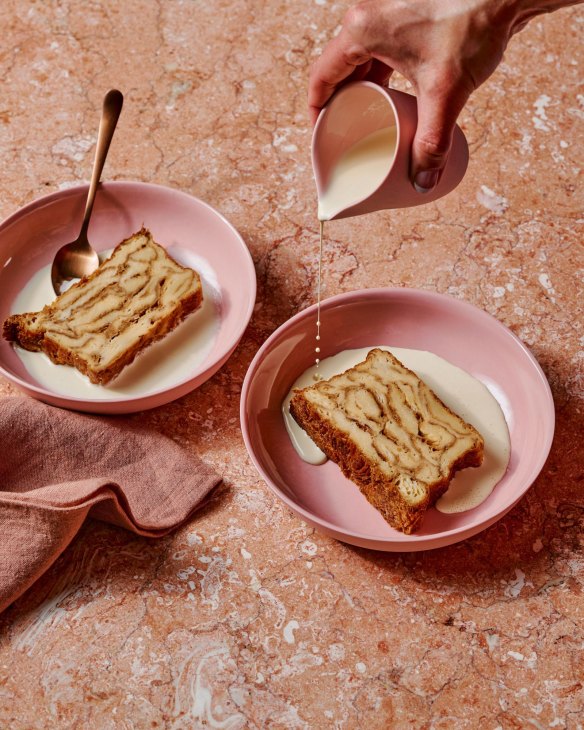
{"left": 0, "top": 181, "right": 256, "bottom": 413}
{"left": 240, "top": 288, "right": 555, "bottom": 551}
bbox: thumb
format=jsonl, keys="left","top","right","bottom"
{"left": 411, "top": 82, "right": 469, "bottom": 194}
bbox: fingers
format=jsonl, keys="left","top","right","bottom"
{"left": 411, "top": 78, "right": 471, "bottom": 193}
{"left": 366, "top": 58, "right": 393, "bottom": 87}
{"left": 308, "top": 28, "right": 372, "bottom": 124}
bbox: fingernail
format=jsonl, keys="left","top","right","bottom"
{"left": 413, "top": 169, "right": 440, "bottom": 194}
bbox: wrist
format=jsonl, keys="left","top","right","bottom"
{"left": 494, "top": 0, "right": 574, "bottom": 32}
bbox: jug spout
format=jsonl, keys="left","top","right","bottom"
{"left": 312, "top": 81, "right": 469, "bottom": 221}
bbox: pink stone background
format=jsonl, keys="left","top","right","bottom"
{"left": 0, "top": 0, "right": 582, "bottom": 727}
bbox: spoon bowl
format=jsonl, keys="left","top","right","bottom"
{"left": 51, "top": 238, "right": 100, "bottom": 291}
{"left": 51, "top": 89, "right": 123, "bottom": 295}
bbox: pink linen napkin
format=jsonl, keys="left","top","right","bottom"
{"left": 0, "top": 396, "right": 221, "bottom": 613}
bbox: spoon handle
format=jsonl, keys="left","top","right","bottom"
{"left": 80, "top": 89, "right": 124, "bottom": 238}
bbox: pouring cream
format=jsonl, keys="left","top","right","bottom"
{"left": 314, "top": 125, "right": 397, "bottom": 375}
{"left": 317, "top": 126, "right": 397, "bottom": 222}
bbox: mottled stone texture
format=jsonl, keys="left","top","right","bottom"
{"left": 0, "top": 1, "right": 583, "bottom": 728}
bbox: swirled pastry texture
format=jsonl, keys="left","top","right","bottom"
{"left": 3, "top": 228, "right": 202, "bottom": 385}
{"left": 289, "top": 348, "right": 484, "bottom": 533}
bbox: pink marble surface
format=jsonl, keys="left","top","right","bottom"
{"left": 0, "top": 0, "right": 582, "bottom": 727}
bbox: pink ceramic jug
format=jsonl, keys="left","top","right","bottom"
{"left": 312, "top": 81, "right": 469, "bottom": 220}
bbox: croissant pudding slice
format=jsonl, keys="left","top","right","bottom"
{"left": 289, "top": 348, "right": 484, "bottom": 534}
{"left": 3, "top": 228, "right": 203, "bottom": 385}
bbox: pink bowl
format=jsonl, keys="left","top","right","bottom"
{"left": 240, "top": 288, "right": 555, "bottom": 551}
{"left": 0, "top": 181, "right": 256, "bottom": 413}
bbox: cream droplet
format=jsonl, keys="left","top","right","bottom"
{"left": 316, "top": 335, "right": 320, "bottom": 341}
{"left": 315, "top": 359, "right": 320, "bottom": 364}
{"left": 315, "top": 347, "right": 320, "bottom": 353}
{"left": 316, "top": 321, "right": 320, "bottom": 327}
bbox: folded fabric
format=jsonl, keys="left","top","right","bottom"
{"left": 0, "top": 396, "right": 221, "bottom": 613}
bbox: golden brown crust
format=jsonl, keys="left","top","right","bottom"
{"left": 3, "top": 313, "right": 44, "bottom": 351}
{"left": 289, "top": 349, "right": 484, "bottom": 534}
{"left": 3, "top": 228, "right": 203, "bottom": 385}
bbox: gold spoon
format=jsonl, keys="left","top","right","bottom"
{"left": 51, "top": 89, "right": 124, "bottom": 296}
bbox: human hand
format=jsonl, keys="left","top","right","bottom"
{"left": 309, "top": 0, "right": 542, "bottom": 192}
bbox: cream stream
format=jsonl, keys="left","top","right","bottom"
{"left": 315, "top": 125, "right": 397, "bottom": 370}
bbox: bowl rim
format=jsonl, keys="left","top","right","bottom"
{"left": 0, "top": 180, "right": 257, "bottom": 407}
{"left": 240, "top": 286, "right": 555, "bottom": 546}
